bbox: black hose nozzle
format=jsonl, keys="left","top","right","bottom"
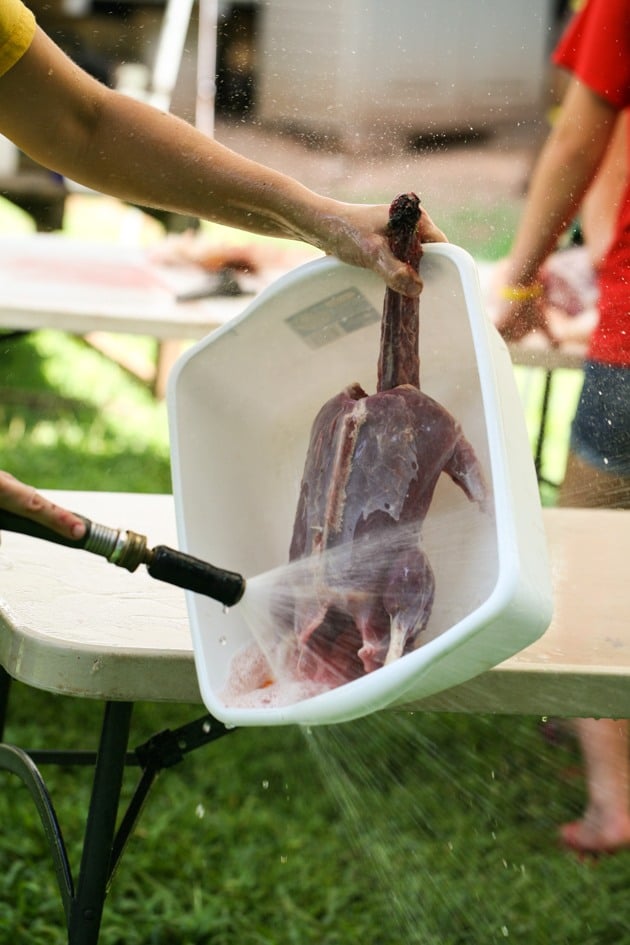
{"left": 146, "top": 545, "right": 245, "bottom": 607}
{"left": 0, "top": 510, "right": 246, "bottom": 608}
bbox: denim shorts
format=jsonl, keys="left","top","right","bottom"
{"left": 570, "top": 360, "right": 630, "bottom": 475}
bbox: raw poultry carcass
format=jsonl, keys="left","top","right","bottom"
{"left": 288, "top": 193, "right": 487, "bottom": 686}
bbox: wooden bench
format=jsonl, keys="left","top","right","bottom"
{"left": 1, "top": 492, "right": 626, "bottom": 941}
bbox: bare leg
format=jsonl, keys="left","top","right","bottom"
{"left": 558, "top": 451, "right": 630, "bottom": 852}
{"left": 560, "top": 719, "right": 630, "bottom": 853}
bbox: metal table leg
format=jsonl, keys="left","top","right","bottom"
{"left": 67, "top": 701, "right": 133, "bottom": 945}
{"left": 0, "top": 665, "right": 11, "bottom": 740}
{"left": 0, "top": 690, "right": 235, "bottom": 944}
{"left": 0, "top": 698, "right": 132, "bottom": 944}
{"left": 534, "top": 369, "right": 559, "bottom": 491}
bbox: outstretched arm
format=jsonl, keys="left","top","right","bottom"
{"left": 0, "top": 27, "right": 446, "bottom": 297}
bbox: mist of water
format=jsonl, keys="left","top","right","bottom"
{"left": 300, "top": 709, "right": 579, "bottom": 943}
{"left": 220, "top": 503, "right": 496, "bottom": 713}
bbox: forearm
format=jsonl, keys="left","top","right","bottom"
{"left": 505, "top": 81, "right": 617, "bottom": 286}
{"left": 581, "top": 113, "right": 628, "bottom": 266}
{"left": 68, "top": 96, "right": 334, "bottom": 242}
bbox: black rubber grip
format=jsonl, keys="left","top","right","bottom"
{"left": 147, "top": 545, "right": 246, "bottom": 607}
{"left": 0, "top": 509, "right": 91, "bottom": 549}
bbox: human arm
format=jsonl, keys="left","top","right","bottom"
{"left": 580, "top": 111, "right": 628, "bottom": 267}
{"left": 0, "top": 27, "right": 446, "bottom": 296}
{"left": 0, "top": 471, "right": 86, "bottom": 540}
{"left": 496, "top": 79, "right": 618, "bottom": 341}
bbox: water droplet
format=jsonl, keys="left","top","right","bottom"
{"left": 202, "top": 720, "right": 212, "bottom": 734}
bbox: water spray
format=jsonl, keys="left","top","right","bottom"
{"left": 0, "top": 510, "right": 246, "bottom": 608}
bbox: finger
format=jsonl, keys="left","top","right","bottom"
{"left": 0, "top": 471, "right": 86, "bottom": 539}
{"left": 498, "top": 325, "right": 527, "bottom": 344}
{"left": 25, "top": 495, "right": 87, "bottom": 540}
{"left": 376, "top": 255, "right": 423, "bottom": 297}
{"left": 419, "top": 216, "right": 448, "bottom": 244}
{"left": 494, "top": 317, "right": 530, "bottom": 343}
{"left": 540, "top": 321, "right": 560, "bottom": 348}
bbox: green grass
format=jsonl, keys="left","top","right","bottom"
{"left": 0, "top": 329, "right": 171, "bottom": 492}
{"left": 513, "top": 366, "right": 583, "bottom": 506}
{"left": 2, "top": 697, "right": 630, "bottom": 945}
{"left": 0, "top": 194, "right": 617, "bottom": 944}
{"left": 0, "top": 194, "right": 172, "bottom": 494}
{"left": 438, "top": 200, "right": 525, "bottom": 263}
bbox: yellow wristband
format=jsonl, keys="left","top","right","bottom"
{"left": 499, "top": 282, "right": 544, "bottom": 302}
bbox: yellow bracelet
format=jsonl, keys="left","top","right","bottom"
{"left": 499, "top": 282, "right": 544, "bottom": 302}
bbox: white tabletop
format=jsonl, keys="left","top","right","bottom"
{"left": 0, "top": 234, "right": 271, "bottom": 341}
{"left": 2, "top": 493, "right": 629, "bottom": 717}
{"left": 0, "top": 490, "right": 201, "bottom": 703}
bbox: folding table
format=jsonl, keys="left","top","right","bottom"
{"left": 1, "top": 490, "right": 629, "bottom": 942}
{"left": 0, "top": 232, "right": 300, "bottom": 396}
{"left": 0, "top": 490, "right": 225, "bottom": 944}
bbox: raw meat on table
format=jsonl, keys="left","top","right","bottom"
{"left": 287, "top": 193, "right": 488, "bottom": 686}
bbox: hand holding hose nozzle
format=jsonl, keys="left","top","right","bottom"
{"left": 0, "top": 510, "right": 246, "bottom": 608}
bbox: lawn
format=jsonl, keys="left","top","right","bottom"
{"left": 0, "top": 193, "right": 622, "bottom": 945}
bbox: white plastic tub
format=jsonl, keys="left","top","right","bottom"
{"left": 167, "top": 244, "right": 552, "bottom": 726}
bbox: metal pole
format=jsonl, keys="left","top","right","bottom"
{"left": 67, "top": 701, "right": 133, "bottom": 945}
{"left": 196, "top": 0, "right": 218, "bottom": 136}
{"left": 150, "top": 0, "right": 197, "bottom": 112}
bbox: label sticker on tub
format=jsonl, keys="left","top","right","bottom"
{"left": 286, "top": 288, "right": 379, "bottom": 349}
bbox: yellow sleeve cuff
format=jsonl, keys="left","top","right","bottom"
{"left": 0, "top": 0, "right": 36, "bottom": 79}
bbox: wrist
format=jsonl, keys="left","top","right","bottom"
{"left": 499, "top": 281, "right": 544, "bottom": 302}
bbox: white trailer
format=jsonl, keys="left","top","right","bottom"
{"left": 254, "top": 0, "right": 553, "bottom": 148}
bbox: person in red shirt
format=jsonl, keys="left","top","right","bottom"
{"left": 496, "top": 0, "right": 630, "bottom": 856}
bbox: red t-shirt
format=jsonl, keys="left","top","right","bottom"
{"left": 553, "top": 0, "right": 630, "bottom": 365}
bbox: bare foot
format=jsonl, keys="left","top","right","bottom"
{"left": 560, "top": 815, "right": 630, "bottom": 856}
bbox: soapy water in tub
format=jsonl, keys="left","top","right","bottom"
{"left": 220, "top": 505, "right": 494, "bottom": 709}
